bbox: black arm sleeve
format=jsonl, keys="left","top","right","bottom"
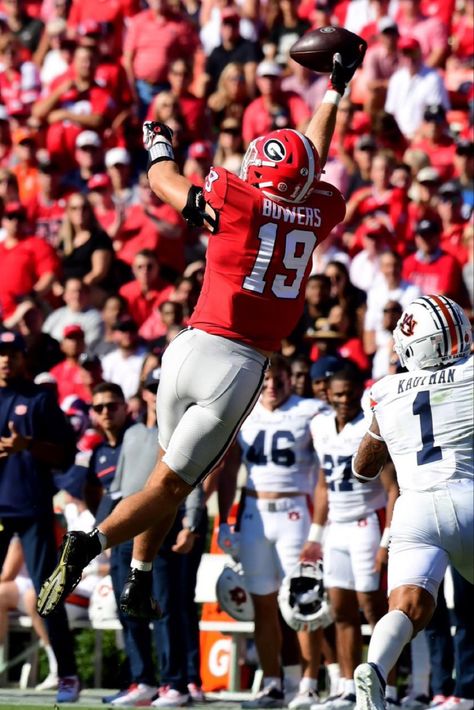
{"left": 181, "top": 185, "right": 219, "bottom": 232}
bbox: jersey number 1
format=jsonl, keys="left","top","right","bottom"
{"left": 243, "top": 222, "right": 316, "bottom": 299}
{"left": 413, "top": 391, "right": 442, "bottom": 465}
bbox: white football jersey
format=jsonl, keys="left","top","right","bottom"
{"left": 238, "top": 395, "right": 326, "bottom": 495}
{"left": 311, "top": 410, "right": 387, "bottom": 522}
{"left": 370, "top": 355, "right": 474, "bottom": 492}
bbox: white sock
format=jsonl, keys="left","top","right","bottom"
{"left": 284, "top": 664, "right": 302, "bottom": 693}
{"left": 367, "top": 610, "right": 414, "bottom": 682}
{"left": 327, "top": 663, "right": 341, "bottom": 696}
{"left": 96, "top": 528, "right": 108, "bottom": 552}
{"left": 385, "top": 685, "right": 398, "bottom": 701}
{"left": 338, "top": 678, "right": 347, "bottom": 695}
{"left": 264, "top": 677, "right": 282, "bottom": 691}
{"left": 44, "top": 644, "right": 58, "bottom": 676}
{"left": 130, "top": 558, "right": 153, "bottom": 572}
{"left": 345, "top": 679, "right": 356, "bottom": 696}
{"left": 299, "top": 677, "right": 318, "bottom": 692}
{"left": 410, "top": 631, "right": 430, "bottom": 697}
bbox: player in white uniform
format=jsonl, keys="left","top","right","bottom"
{"left": 351, "top": 295, "right": 473, "bottom": 710}
{"left": 302, "top": 366, "right": 399, "bottom": 710}
{"left": 218, "top": 354, "right": 328, "bottom": 709}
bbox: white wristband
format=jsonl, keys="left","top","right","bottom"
{"left": 367, "top": 428, "right": 385, "bottom": 442}
{"left": 322, "top": 90, "right": 342, "bottom": 106}
{"left": 149, "top": 139, "right": 175, "bottom": 163}
{"left": 307, "top": 523, "right": 324, "bottom": 544}
{"left": 380, "top": 528, "right": 391, "bottom": 548}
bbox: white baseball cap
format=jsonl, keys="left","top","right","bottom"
{"left": 105, "top": 147, "right": 131, "bottom": 168}
{"left": 256, "top": 61, "right": 283, "bottom": 78}
{"left": 76, "top": 130, "right": 102, "bottom": 149}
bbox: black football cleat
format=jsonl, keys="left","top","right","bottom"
{"left": 119, "top": 569, "right": 162, "bottom": 620}
{"left": 37, "top": 530, "right": 101, "bottom": 617}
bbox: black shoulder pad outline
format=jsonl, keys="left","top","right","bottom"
{"left": 182, "top": 185, "right": 219, "bottom": 232}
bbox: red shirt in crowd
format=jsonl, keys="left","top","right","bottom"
{"left": 0, "top": 236, "right": 59, "bottom": 319}
{"left": 242, "top": 93, "right": 311, "bottom": 146}
{"left": 123, "top": 9, "right": 199, "bottom": 85}
{"left": 119, "top": 279, "right": 174, "bottom": 327}
{"left": 49, "top": 359, "right": 92, "bottom": 405}
{"left": 410, "top": 136, "right": 456, "bottom": 181}
{"left": 402, "top": 249, "right": 469, "bottom": 306}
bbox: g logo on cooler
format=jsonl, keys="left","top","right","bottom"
{"left": 263, "top": 139, "right": 286, "bottom": 162}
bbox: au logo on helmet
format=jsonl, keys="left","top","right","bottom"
{"left": 263, "top": 139, "right": 286, "bottom": 162}
{"left": 400, "top": 312, "right": 417, "bottom": 337}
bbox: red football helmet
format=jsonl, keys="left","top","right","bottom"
{"left": 240, "top": 129, "right": 321, "bottom": 203}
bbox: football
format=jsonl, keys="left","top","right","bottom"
{"left": 289, "top": 26, "right": 367, "bottom": 74}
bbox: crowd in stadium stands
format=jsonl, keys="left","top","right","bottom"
{"left": 0, "top": 0, "right": 472, "bottom": 704}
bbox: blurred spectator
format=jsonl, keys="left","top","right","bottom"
{"left": 369, "top": 299, "right": 403, "bottom": 380}
{"left": 402, "top": 218, "right": 471, "bottom": 306}
{"left": 324, "top": 261, "right": 367, "bottom": 337}
{"left": 64, "top": 130, "right": 105, "bottom": 194}
{"left": 0, "top": 34, "right": 41, "bottom": 118}
{"left": 3, "top": 297, "right": 62, "bottom": 376}
{"left": 349, "top": 218, "right": 393, "bottom": 291}
{"left": 207, "top": 61, "right": 249, "bottom": 132}
{"left": 26, "top": 158, "right": 68, "bottom": 248}
{"left": 410, "top": 104, "right": 456, "bottom": 182}
{"left": 370, "top": 111, "right": 409, "bottom": 159}
{"left": 452, "top": 139, "right": 474, "bottom": 211}
{"left": 123, "top": 0, "right": 199, "bottom": 118}
{"left": 56, "top": 193, "right": 114, "bottom": 302}
{"left": 67, "top": 0, "right": 136, "bottom": 59}
{"left": 32, "top": 44, "right": 116, "bottom": 165}
{"left": 309, "top": 354, "right": 345, "bottom": 403}
{"left": 74, "top": 353, "right": 104, "bottom": 403}
{"left": 183, "top": 140, "right": 214, "bottom": 186}
{"left": 140, "top": 299, "right": 185, "bottom": 349}
{"left": 105, "top": 147, "right": 137, "bottom": 206}
{"left": 213, "top": 117, "right": 244, "bottom": 173}
{"left": 0, "top": 330, "right": 79, "bottom": 703}
{"left": 119, "top": 250, "right": 174, "bottom": 328}
{"left": 101, "top": 318, "right": 148, "bottom": 400}
{"left": 0, "top": 535, "right": 59, "bottom": 691}
{"left": 436, "top": 181, "right": 471, "bottom": 264}
{"left": 1, "top": 0, "right": 44, "bottom": 54}
{"left": 164, "top": 58, "right": 208, "bottom": 144}
{"left": 89, "top": 294, "right": 127, "bottom": 359}
{"left": 462, "top": 222, "right": 473, "bottom": 310}
{"left": 10, "top": 126, "right": 40, "bottom": 203}
{"left": 0, "top": 201, "right": 59, "bottom": 321}
{"left": 242, "top": 60, "right": 310, "bottom": 146}
{"left": 265, "top": 0, "right": 310, "bottom": 67}
{"left": 296, "top": 274, "right": 335, "bottom": 346}
{"left": 357, "top": 0, "right": 391, "bottom": 44}
{"left": 385, "top": 37, "right": 449, "bottom": 139}
{"left": 204, "top": 6, "right": 261, "bottom": 97}
{"left": 327, "top": 303, "right": 371, "bottom": 375}
{"left": 345, "top": 134, "right": 378, "bottom": 198}
{"left": 36, "top": 18, "right": 73, "bottom": 88}
{"left": 396, "top": 0, "right": 449, "bottom": 68}
{"left": 0, "top": 105, "right": 11, "bottom": 166}
{"left": 42, "top": 277, "right": 103, "bottom": 347}
{"left": 360, "top": 17, "right": 400, "bottom": 115}
{"left": 49, "top": 323, "right": 92, "bottom": 404}
{"left": 281, "top": 59, "right": 327, "bottom": 113}
{"left": 363, "top": 250, "right": 421, "bottom": 357}
{"left": 290, "top": 353, "right": 313, "bottom": 398}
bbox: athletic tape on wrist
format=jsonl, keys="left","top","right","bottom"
{"left": 307, "top": 523, "right": 324, "bottom": 543}
{"left": 322, "top": 90, "right": 342, "bottom": 106}
{"left": 149, "top": 139, "right": 175, "bottom": 164}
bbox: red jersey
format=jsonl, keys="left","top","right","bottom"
{"left": 190, "top": 168, "right": 346, "bottom": 352}
{"left": 119, "top": 279, "right": 174, "bottom": 326}
{"left": 402, "top": 250, "right": 470, "bottom": 307}
{"left": 49, "top": 359, "right": 92, "bottom": 405}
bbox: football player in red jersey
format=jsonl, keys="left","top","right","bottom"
{"left": 37, "top": 48, "right": 367, "bottom": 623}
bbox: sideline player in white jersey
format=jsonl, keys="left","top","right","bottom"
{"left": 302, "top": 366, "right": 399, "bottom": 710}
{"left": 351, "top": 295, "right": 474, "bottom": 710}
{"left": 218, "top": 354, "right": 328, "bottom": 709}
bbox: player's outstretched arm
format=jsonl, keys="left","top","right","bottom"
{"left": 306, "top": 46, "right": 366, "bottom": 168}
{"left": 143, "top": 121, "right": 192, "bottom": 212}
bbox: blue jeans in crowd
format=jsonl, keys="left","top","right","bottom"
{"left": 0, "top": 514, "right": 77, "bottom": 678}
{"left": 109, "top": 507, "right": 208, "bottom": 690}
{"left": 425, "top": 567, "right": 474, "bottom": 700}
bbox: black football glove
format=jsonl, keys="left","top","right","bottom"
{"left": 329, "top": 45, "right": 366, "bottom": 95}
{"left": 143, "top": 121, "right": 175, "bottom": 169}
